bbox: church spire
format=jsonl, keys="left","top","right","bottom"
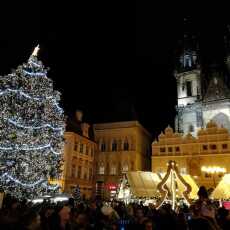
{"left": 176, "top": 18, "right": 199, "bottom": 73}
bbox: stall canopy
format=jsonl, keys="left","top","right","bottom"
{"left": 211, "top": 174, "right": 230, "bottom": 199}
{"left": 118, "top": 171, "right": 199, "bottom": 199}
{"left": 126, "top": 171, "right": 161, "bottom": 197}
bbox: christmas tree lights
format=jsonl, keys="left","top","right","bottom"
{"left": 0, "top": 45, "right": 65, "bottom": 199}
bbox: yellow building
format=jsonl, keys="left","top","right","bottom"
{"left": 152, "top": 121, "right": 230, "bottom": 189}
{"left": 62, "top": 111, "right": 97, "bottom": 198}
{"left": 93, "top": 121, "right": 152, "bottom": 199}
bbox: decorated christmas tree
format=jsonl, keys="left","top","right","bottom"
{"left": 73, "top": 185, "right": 81, "bottom": 202}
{"left": 0, "top": 46, "right": 65, "bottom": 199}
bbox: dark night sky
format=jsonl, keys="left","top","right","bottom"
{"left": 0, "top": 2, "right": 229, "bottom": 139}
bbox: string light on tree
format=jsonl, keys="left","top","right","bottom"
{"left": 0, "top": 45, "right": 65, "bottom": 199}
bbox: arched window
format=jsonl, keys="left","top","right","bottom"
{"left": 74, "top": 142, "right": 79, "bottom": 151}
{"left": 78, "top": 166, "right": 82, "bottom": 178}
{"left": 112, "top": 140, "right": 117, "bottom": 151}
{"left": 100, "top": 142, "right": 106, "bottom": 152}
{"left": 110, "top": 164, "right": 117, "bottom": 175}
{"left": 80, "top": 143, "right": 84, "bottom": 153}
{"left": 124, "top": 140, "right": 129, "bottom": 151}
{"left": 122, "top": 163, "right": 129, "bottom": 173}
{"left": 98, "top": 164, "right": 105, "bottom": 175}
{"left": 71, "top": 165, "right": 76, "bottom": 177}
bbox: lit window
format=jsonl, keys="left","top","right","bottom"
{"left": 160, "top": 147, "right": 166, "bottom": 153}
{"left": 74, "top": 142, "right": 78, "bottom": 151}
{"left": 78, "top": 166, "right": 82, "bottom": 178}
{"left": 91, "top": 146, "right": 94, "bottom": 157}
{"left": 112, "top": 140, "right": 117, "bottom": 151}
{"left": 99, "top": 165, "right": 105, "bottom": 175}
{"left": 122, "top": 164, "right": 129, "bottom": 173}
{"left": 180, "top": 167, "right": 187, "bottom": 175}
{"left": 189, "top": 125, "right": 194, "bottom": 132}
{"left": 186, "top": 81, "right": 192, "bottom": 97}
{"left": 168, "top": 147, "right": 173, "bottom": 152}
{"left": 71, "top": 165, "right": 76, "bottom": 178}
{"left": 131, "top": 162, "right": 134, "bottom": 171}
{"left": 203, "top": 145, "right": 208, "bottom": 150}
{"left": 89, "top": 168, "right": 93, "bottom": 180}
{"left": 84, "top": 172, "right": 87, "bottom": 180}
{"left": 205, "top": 173, "right": 211, "bottom": 178}
{"left": 80, "top": 143, "right": 83, "bottom": 153}
{"left": 101, "top": 142, "right": 106, "bottom": 152}
{"left": 110, "top": 165, "right": 116, "bottom": 175}
{"left": 124, "top": 141, "right": 129, "bottom": 151}
{"left": 210, "top": 144, "right": 217, "bottom": 150}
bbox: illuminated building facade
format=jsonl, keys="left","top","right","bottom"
{"left": 62, "top": 111, "right": 97, "bottom": 198}
{"left": 94, "top": 121, "right": 152, "bottom": 199}
{"left": 152, "top": 121, "right": 230, "bottom": 189}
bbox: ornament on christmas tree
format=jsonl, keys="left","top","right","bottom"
{"left": 156, "top": 161, "right": 192, "bottom": 210}
{"left": 0, "top": 45, "right": 65, "bottom": 199}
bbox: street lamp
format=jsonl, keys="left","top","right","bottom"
{"left": 201, "top": 166, "right": 226, "bottom": 187}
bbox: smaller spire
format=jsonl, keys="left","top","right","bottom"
{"left": 32, "top": 44, "right": 40, "bottom": 57}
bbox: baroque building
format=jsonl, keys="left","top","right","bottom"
{"left": 62, "top": 111, "right": 97, "bottom": 198}
{"left": 175, "top": 21, "right": 230, "bottom": 136}
{"left": 152, "top": 121, "right": 230, "bottom": 189}
{"left": 93, "top": 121, "right": 152, "bottom": 199}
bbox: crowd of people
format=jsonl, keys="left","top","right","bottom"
{"left": 0, "top": 186, "right": 230, "bottom": 230}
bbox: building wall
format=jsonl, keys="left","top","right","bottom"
{"left": 62, "top": 132, "right": 97, "bottom": 198}
{"left": 94, "top": 121, "right": 152, "bottom": 199}
{"left": 152, "top": 122, "right": 230, "bottom": 189}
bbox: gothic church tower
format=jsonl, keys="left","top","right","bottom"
{"left": 175, "top": 18, "right": 203, "bottom": 135}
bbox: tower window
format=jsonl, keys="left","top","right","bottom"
{"left": 189, "top": 125, "right": 194, "bottom": 132}
{"left": 186, "top": 81, "right": 192, "bottom": 97}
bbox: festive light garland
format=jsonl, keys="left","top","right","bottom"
{"left": 23, "top": 70, "right": 46, "bottom": 77}
{"left": 0, "top": 89, "right": 63, "bottom": 113}
{"left": 28, "top": 60, "right": 42, "bottom": 67}
{"left": 0, "top": 143, "right": 61, "bottom": 155}
{"left": 1, "top": 173, "right": 45, "bottom": 187}
{"left": 8, "top": 118, "right": 63, "bottom": 131}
